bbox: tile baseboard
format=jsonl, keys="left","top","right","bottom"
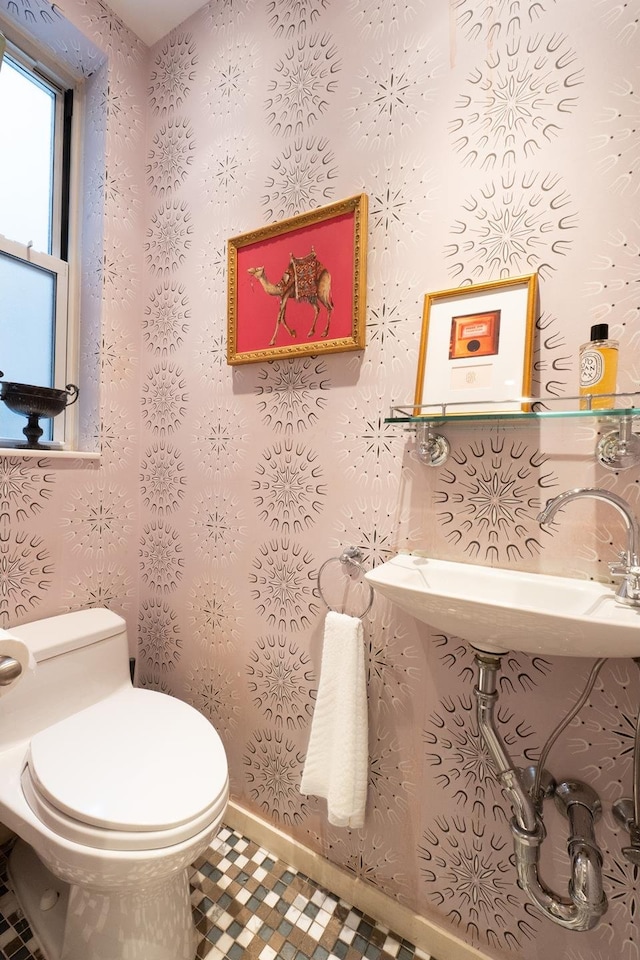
{"left": 225, "top": 801, "right": 495, "bottom": 960}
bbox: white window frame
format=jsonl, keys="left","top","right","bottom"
{"left": 0, "top": 29, "right": 81, "bottom": 451}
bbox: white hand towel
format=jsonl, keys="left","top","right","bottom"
{"left": 0, "top": 630, "right": 36, "bottom": 697}
{"left": 300, "top": 611, "right": 368, "bottom": 829}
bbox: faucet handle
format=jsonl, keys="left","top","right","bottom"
{"left": 609, "top": 550, "right": 632, "bottom": 577}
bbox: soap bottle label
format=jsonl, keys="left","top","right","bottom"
{"left": 580, "top": 350, "right": 604, "bottom": 389}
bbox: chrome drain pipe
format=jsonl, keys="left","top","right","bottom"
{"left": 474, "top": 652, "right": 537, "bottom": 833}
{"left": 474, "top": 652, "right": 607, "bottom": 931}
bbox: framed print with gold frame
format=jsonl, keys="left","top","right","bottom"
{"left": 227, "top": 194, "right": 367, "bottom": 365}
{"left": 414, "top": 274, "right": 538, "bottom": 415}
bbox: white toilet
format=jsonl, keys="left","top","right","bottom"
{"left": 0, "top": 607, "right": 229, "bottom": 960}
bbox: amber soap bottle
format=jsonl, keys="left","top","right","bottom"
{"left": 579, "top": 323, "right": 619, "bottom": 410}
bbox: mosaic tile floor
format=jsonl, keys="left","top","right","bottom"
{"left": 0, "top": 826, "right": 434, "bottom": 960}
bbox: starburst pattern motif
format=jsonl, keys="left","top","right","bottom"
{"left": 601, "top": 846, "right": 640, "bottom": 945}
{"left": 137, "top": 672, "right": 173, "bottom": 694}
{"left": 200, "top": 133, "right": 256, "bottom": 199}
{"left": 141, "top": 362, "right": 189, "bottom": 436}
{"left": 139, "top": 521, "right": 184, "bottom": 592}
{"left": 532, "top": 311, "right": 572, "bottom": 399}
{"left": 105, "top": 71, "right": 143, "bottom": 147}
{"left": 451, "top": 34, "right": 582, "bottom": 169}
{"left": 0, "top": 458, "right": 54, "bottom": 524}
{"left": 81, "top": 402, "right": 100, "bottom": 458}
{"left": 594, "top": 0, "right": 640, "bottom": 44}
{"left": 564, "top": 951, "right": 618, "bottom": 960}
{"left": 201, "top": 34, "right": 260, "bottom": 120}
{"left": 369, "top": 730, "right": 414, "bottom": 824}
{"left": 250, "top": 539, "right": 319, "bottom": 631}
{"left": 200, "top": 0, "right": 256, "bottom": 34}
{"left": 139, "top": 443, "right": 187, "bottom": 516}
{"left": 432, "top": 633, "right": 552, "bottom": 692}
{"left": 137, "top": 599, "right": 182, "bottom": 676}
{"left": 334, "top": 390, "right": 404, "bottom": 490}
{"left": 454, "top": 0, "right": 555, "bottom": 41}
{"left": 366, "top": 154, "right": 436, "bottom": 266}
{"left": 362, "top": 266, "right": 422, "bottom": 373}
{"left": 102, "top": 241, "right": 138, "bottom": 307}
{"left": 365, "top": 611, "right": 420, "bottom": 714}
{"left": 184, "top": 658, "right": 241, "bottom": 733}
{"left": 63, "top": 563, "right": 134, "bottom": 612}
{"left": 145, "top": 200, "right": 193, "bottom": 276}
{"left": 93, "top": 401, "right": 136, "bottom": 471}
{"left": 193, "top": 400, "right": 250, "bottom": 478}
{"left": 434, "top": 437, "right": 558, "bottom": 563}
{"left": 568, "top": 661, "right": 640, "bottom": 795}
{"left": 265, "top": 33, "right": 341, "bottom": 137}
{"left": 100, "top": 317, "right": 138, "bottom": 384}
{"left": 187, "top": 576, "right": 242, "bottom": 649}
{"left": 261, "top": 137, "right": 338, "bottom": 222}
{"left": 51, "top": 39, "right": 104, "bottom": 84}
{"left": 419, "top": 815, "right": 540, "bottom": 950}
{"left": 593, "top": 78, "right": 640, "bottom": 196}
{"left": 324, "top": 828, "right": 410, "bottom": 895}
{"left": 354, "top": 0, "right": 426, "bottom": 29}
{"left": 243, "top": 728, "right": 309, "bottom": 824}
{"left": 348, "top": 35, "right": 440, "bottom": 148}
{"left": 149, "top": 33, "right": 198, "bottom": 116}
{"left": 0, "top": 529, "right": 52, "bottom": 624}
{"left": 60, "top": 483, "right": 134, "bottom": 557}
{"left": 424, "top": 694, "right": 537, "bottom": 820}
{"left": 267, "top": 0, "right": 329, "bottom": 37}
{"left": 81, "top": 229, "right": 104, "bottom": 320}
{"left": 143, "top": 282, "right": 191, "bottom": 356}
{"left": 81, "top": 0, "right": 143, "bottom": 63}
{"left": 193, "top": 326, "right": 227, "bottom": 378}
{"left": 4, "top": 0, "right": 62, "bottom": 27}
{"left": 255, "top": 358, "right": 330, "bottom": 434}
{"left": 333, "top": 502, "right": 400, "bottom": 570}
{"left": 446, "top": 171, "right": 578, "bottom": 282}
{"left": 146, "top": 117, "right": 196, "bottom": 198}
{"left": 102, "top": 158, "right": 141, "bottom": 228}
{"left": 189, "top": 489, "right": 246, "bottom": 563}
{"left": 247, "top": 635, "right": 315, "bottom": 728}
{"left": 196, "top": 230, "right": 228, "bottom": 301}
{"left": 253, "top": 441, "right": 326, "bottom": 533}
{"left": 587, "top": 223, "right": 640, "bottom": 335}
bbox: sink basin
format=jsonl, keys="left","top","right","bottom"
{"left": 365, "top": 554, "right": 640, "bottom": 658}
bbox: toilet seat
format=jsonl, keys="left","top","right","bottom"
{"left": 23, "top": 687, "right": 229, "bottom": 852}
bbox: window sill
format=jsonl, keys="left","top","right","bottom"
{"left": 0, "top": 447, "right": 99, "bottom": 460}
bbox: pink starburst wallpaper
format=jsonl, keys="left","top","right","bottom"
{"left": 2, "top": 1, "right": 640, "bottom": 958}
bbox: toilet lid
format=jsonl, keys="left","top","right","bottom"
{"left": 27, "top": 688, "right": 228, "bottom": 833}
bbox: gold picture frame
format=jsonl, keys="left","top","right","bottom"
{"left": 414, "top": 274, "right": 538, "bottom": 415}
{"left": 227, "top": 194, "right": 368, "bottom": 365}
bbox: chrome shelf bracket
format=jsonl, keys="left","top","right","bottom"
{"left": 596, "top": 416, "right": 640, "bottom": 471}
{"left": 415, "top": 421, "right": 450, "bottom": 467}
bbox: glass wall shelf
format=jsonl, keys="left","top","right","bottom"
{"left": 386, "top": 394, "right": 640, "bottom": 469}
{"left": 386, "top": 393, "right": 640, "bottom": 425}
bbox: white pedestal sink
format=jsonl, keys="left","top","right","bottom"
{"left": 365, "top": 554, "right": 640, "bottom": 658}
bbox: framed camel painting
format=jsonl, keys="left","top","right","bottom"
{"left": 226, "top": 194, "right": 368, "bottom": 364}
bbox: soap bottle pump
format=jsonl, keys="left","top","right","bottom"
{"left": 579, "top": 323, "right": 618, "bottom": 410}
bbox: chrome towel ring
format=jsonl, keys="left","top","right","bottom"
{"left": 316, "top": 546, "right": 374, "bottom": 620}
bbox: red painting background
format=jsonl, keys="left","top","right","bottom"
{"left": 236, "top": 211, "right": 356, "bottom": 353}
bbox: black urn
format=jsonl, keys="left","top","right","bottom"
{"left": 0, "top": 375, "right": 79, "bottom": 449}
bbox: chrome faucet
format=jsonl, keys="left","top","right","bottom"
{"left": 537, "top": 487, "right": 640, "bottom": 606}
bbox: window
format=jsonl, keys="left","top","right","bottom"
{"left": 0, "top": 36, "right": 75, "bottom": 446}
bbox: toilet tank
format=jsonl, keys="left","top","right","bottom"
{"left": 0, "top": 609, "right": 132, "bottom": 752}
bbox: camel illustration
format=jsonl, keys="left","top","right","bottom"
{"left": 248, "top": 249, "right": 333, "bottom": 346}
